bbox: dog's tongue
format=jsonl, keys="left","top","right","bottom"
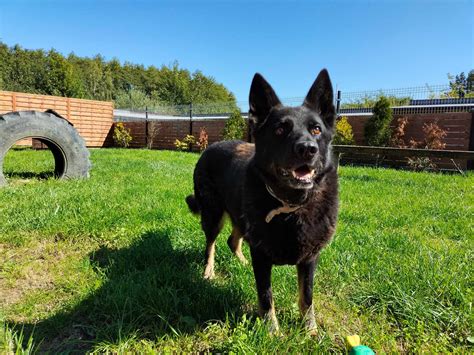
{"left": 294, "top": 165, "right": 313, "bottom": 179}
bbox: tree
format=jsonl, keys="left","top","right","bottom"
{"left": 45, "top": 50, "right": 83, "bottom": 97}
{"left": 152, "top": 62, "right": 191, "bottom": 105}
{"left": 223, "top": 109, "right": 246, "bottom": 140}
{"left": 445, "top": 70, "right": 474, "bottom": 98}
{"left": 7, "top": 44, "right": 41, "bottom": 93}
{"left": 114, "top": 88, "right": 154, "bottom": 110}
{"left": 0, "top": 42, "right": 12, "bottom": 90}
{"left": 364, "top": 96, "right": 392, "bottom": 146}
{"left": 0, "top": 41, "right": 237, "bottom": 113}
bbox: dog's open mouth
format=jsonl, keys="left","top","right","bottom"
{"left": 291, "top": 165, "right": 315, "bottom": 183}
{"left": 277, "top": 164, "right": 317, "bottom": 188}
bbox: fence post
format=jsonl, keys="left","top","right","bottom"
{"left": 12, "top": 92, "right": 17, "bottom": 111}
{"left": 145, "top": 106, "right": 149, "bottom": 148}
{"left": 336, "top": 90, "right": 341, "bottom": 116}
{"left": 189, "top": 102, "right": 193, "bottom": 136}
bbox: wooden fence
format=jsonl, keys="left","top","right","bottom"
{"left": 1, "top": 90, "right": 472, "bottom": 170}
{"left": 344, "top": 112, "right": 472, "bottom": 151}
{"left": 342, "top": 112, "right": 473, "bottom": 169}
{"left": 123, "top": 119, "right": 229, "bottom": 149}
{"left": 0, "top": 91, "right": 114, "bottom": 147}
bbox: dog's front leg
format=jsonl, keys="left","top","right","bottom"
{"left": 250, "top": 248, "right": 279, "bottom": 334}
{"left": 297, "top": 258, "right": 318, "bottom": 335}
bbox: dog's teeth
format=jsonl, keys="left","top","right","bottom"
{"left": 292, "top": 169, "right": 315, "bottom": 182}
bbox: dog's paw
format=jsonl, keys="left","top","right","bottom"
{"left": 235, "top": 251, "right": 248, "bottom": 265}
{"left": 301, "top": 309, "right": 318, "bottom": 336}
{"left": 267, "top": 321, "right": 282, "bottom": 337}
{"left": 306, "top": 325, "right": 318, "bottom": 337}
{"left": 203, "top": 265, "right": 215, "bottom": 280}
{"left": 263, "top": 311, "right": 281, "bottom": 336}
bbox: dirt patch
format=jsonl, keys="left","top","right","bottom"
{"left": 0, "top": 239, "right": 93, "bottom": 313}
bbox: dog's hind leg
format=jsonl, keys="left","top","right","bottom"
{"left": 227, "top": 225, "right": 248, "bottom": 265}
{"left": 201, "top": 209, "right": 224, "bottom": 280}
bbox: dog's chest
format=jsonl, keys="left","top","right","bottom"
{"left": 242, "top": 168, "right": 338, "bottom": 265}
{"left": 246, "top": 202, "right": 336, "bottom": 265}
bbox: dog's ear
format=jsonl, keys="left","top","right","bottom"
{"left": 249, "top": 73, "right": 281, "bottom": 128}
{"left": 303, "top": 69, "right": 336, "bottom": 128}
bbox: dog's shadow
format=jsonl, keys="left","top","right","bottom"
{"left": 10, "top": 230, "right": 245, "bottom": 353}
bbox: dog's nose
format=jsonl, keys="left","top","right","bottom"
{"left": 294, "top": 141, "right": 318, "bottom": 159}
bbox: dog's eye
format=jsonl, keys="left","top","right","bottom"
{"left": 310, "top": 126, "right": 322, "bottom": 136}
{"left": 275, "top": 120, "right": 293, "bottom": 136}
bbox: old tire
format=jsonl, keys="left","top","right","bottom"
{"left": 0, "top": 110, "right": 91, "bottom": 186}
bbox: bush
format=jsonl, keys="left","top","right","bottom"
{"left": 174, "top": 134, "right": 196, "bottom": 151}
{"left": 333, "top": 116, "right": 355, "bottom": 145}
{"left": 389, "top": 117, "right": 409, "bottom": 148}
{"left": 147, "top": 123, "right": 160, "bottom": 149}
{"left": 364, "top": 96, "right": 392, "bottom": 146}
{"left": 222, "top": 109, "right": 246, "bottom": 141}
{"left": 197, "top": 127, "right": 209, "bottom": 152}
{"left": 113, "top": 122, "right": 132, "bottom": 148}
{"left": 407, "top": 121, "right": 447, "bottom": 171}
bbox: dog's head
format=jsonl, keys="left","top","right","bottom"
{"left": 249, "top": 69, "right": 336, "bottom": 190}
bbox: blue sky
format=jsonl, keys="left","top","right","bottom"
{"left": 0, "top": 0, "right": 472, "bottom": 103}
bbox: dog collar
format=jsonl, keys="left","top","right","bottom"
{"left": 264, "top": 184, "right": 302, "bottom": 223}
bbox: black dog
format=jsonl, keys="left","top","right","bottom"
{"left": 186, "top": 69, "right": 338, "bottom": 334}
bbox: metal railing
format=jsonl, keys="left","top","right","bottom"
{"left": 115, "top": 83, "right": 474, "bottom": 118}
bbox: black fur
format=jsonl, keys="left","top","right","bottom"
{"left": 185, "top": 195, "right": 200, "bottom": 214}
{"left": 186, "top": 69, "right": 339, "bottom": 333}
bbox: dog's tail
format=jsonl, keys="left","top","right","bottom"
{"left": 185, "top": 195, "right": 201, "bottom": 215}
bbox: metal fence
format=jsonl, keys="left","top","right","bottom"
{"left": 338, "top": 84, "right": 474, "bottom": 115}
{"left": 115, "top": 83, "right": 474, "bottom": 120}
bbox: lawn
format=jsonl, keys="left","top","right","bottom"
{"left": 0, "top": 148, "right": 472, "bottom": 353}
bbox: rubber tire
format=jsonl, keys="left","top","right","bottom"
{"left": 0, "top": 110, "right": 91, "bottom": 186}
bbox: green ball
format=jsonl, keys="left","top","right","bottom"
{"left": 350, "top": 345, "right": 375, "bottom": 355}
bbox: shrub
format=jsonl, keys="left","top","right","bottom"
{"left": 113, "top": 122, "right": 132, "bottom": 148}
{"left": 408, "top": 121, "right": 447, "bottom": 150}
{"left": 415, "top": 122, "right": 447, "bottom": 150}
{"left": 341, "top": 95, "right": 411, "bottom": 109}
{"left": 147, "top": 122, "right": 160, "bottom": 149}
{"left": 114, "top": 88, "right": 155, "bottom": 111}
{"left": 407, "top": 157, "right": 438, "bottom": 171}
{"left": 333, "top": 116, "right": 355, "bottom": 145}
{"left": 197, "top": 127, "right": 209, "bottom": 152}
{"left": 222, "top": 109, "right": 246, "bottom": 141}
{"left": 364, "top": 96, "right": 392, "bottom": 146}
{"left": 407, "top": 121, "right": 447, "bottom": 171}
{"left": 389, "top": 117, "right": 409, "bottom": 148}
{"left": 174, "top": 134, "right": 196, "bottom": 151}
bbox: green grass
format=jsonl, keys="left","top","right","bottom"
{"left": 0, "top": 148, "right": 472, "bottom": 353}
